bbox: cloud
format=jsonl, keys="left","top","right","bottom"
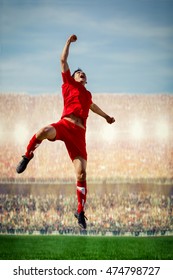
{"left": 1, "top": 0, "right": 173, "bottom": 93}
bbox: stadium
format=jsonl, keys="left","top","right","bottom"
{"left": 0, "top": 93, "right": 173, "bottom": 259}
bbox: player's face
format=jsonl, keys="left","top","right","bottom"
{"left": 74, "top": 71, "right": 87, "bottom": 85}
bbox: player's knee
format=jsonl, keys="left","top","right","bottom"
{"left": 36, "top": 126, "right": 53, "bottom": 140}
{"left": 77, "top": 170, "right": 86, "bottom": 181}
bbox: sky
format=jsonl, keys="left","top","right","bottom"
{"left": 0, "top": 0, "right": 173, "bottom": 94}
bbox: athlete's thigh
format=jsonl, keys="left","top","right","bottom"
{"left": 36, "top": 125, "right": 56, "bottom": 140}
{"left": 46, "top": 125, "right": 57, "bottom": 140}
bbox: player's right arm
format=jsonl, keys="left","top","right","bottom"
{"left": 60, "top": 34, "right": 77, "bottom": 73}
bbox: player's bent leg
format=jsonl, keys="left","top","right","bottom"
{"left": 36, "top": 125, "right": 56, "bottom": 141}
{"left": 73, "top": 157, "right": 88, "bottom": 229}
{"left": 16, "top": 125, "right": 56, "bottom": 174}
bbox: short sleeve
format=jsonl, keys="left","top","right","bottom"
{"left": 61, "top": 69, "right": 73, "bottom": 84}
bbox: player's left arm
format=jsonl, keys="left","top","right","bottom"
{"left": 90, "top": 103, "right": 115, "bottom": 124}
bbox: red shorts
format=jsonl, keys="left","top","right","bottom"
{"left": 50, "top": 119, "right": 87, "bottom": 161}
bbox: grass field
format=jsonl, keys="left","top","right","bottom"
{"left": 0, "top": 235, "right": 173, "bottom": 260}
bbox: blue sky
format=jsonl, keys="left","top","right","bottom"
{"left": 0, "top": 0, "right": 173, "bottom": 94}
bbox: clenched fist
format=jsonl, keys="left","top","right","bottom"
{"left": 69, "top": 34, "right": 77, "bottom": 43}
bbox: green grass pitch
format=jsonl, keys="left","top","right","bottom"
{"left": 0, "top": 235, "right": 173, "bottom": 260}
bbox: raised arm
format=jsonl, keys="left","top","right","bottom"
{"left": 90, "top": 103, "right": 115, "bottom": 124}
{"left": 60, "top": 34, "right": 77, "bottom": 73}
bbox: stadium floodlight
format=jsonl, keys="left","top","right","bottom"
{"left": 131, "top": 120, "right": 144, "bottom": 141}
{"left": 155, "top": 119, "right": 169, "bottom": 141}
{"left": 14, "top": 123, "right": 29, "bottom": 145}
{"left": 101, "top": 124, "right": 116, "bottom": 143}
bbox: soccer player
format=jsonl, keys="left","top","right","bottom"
{"left": 16, "top": 34, "right": 115, "bottom": 229}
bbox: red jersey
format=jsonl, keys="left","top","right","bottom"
{"left": 61, "top": 69, "right": 92, "bottom": 127}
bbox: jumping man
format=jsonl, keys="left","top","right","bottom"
{"left": 16, "top": 34, "right": 115, "bottom": 229}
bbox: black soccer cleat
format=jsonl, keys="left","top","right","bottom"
{"left": 74, "top": 211, "right": 88, "bottom": 229}
{"left": 16, "top": 154, "right": 34, "bottom": 174}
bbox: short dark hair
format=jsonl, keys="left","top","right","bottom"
{"left": 72, "top": 68, "right": 83, "bottom": 78}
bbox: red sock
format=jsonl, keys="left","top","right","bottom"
{"left": 25, "top": 134, "right": 42, "bottom": 158}
{"left": 76, "top": 181, "right": 87, "bottom": 213}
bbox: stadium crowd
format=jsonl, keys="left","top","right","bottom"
{"left": 0, "top": 93, "right": 173, "bottom": 183}
{"left": 0, "top": 187, "right": 172, "bottom": 236}
{"left": 0, "top": 93, "right": 173, "bottom": 235}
